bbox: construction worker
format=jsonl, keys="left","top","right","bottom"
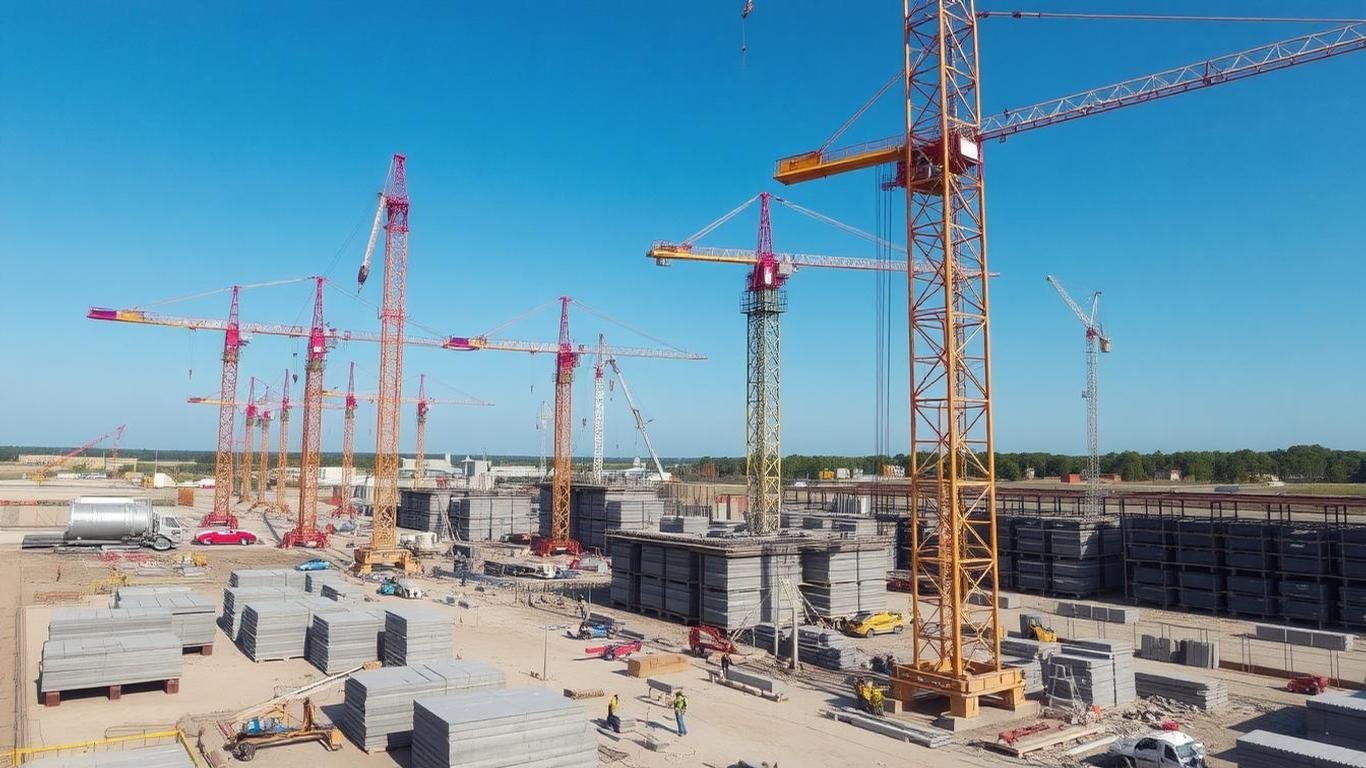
{"left": 672, "top": 690, "right": 688, "bottom": 736}
{"left": 606, "top": 693, "right": 621, "bottom": 733}
{"left": 578, "top": 596, "right": 588, "bottom": 619}
{"left": 869, "top": 685, "right": 885, "bottom": 717}
{"left": 720, "top": 653, "right": 732, "bottom": 679}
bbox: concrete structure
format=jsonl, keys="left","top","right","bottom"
{"left": 410, "top": 687, "right": 597, "bottom": 768}
{"left": 542, "top": 485, "right": 667, "bottom": 552}
{"left": 340, "top": 660, "right": 505, "bottom": 753}
{"left": 608, "top": 529, "right": 891, "bottom": 628}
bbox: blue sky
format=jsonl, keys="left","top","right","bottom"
{"left": 2, "top": 2, "right": 1364, "bottom": 458}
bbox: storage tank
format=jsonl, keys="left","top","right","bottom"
{"left": 64, "top": 497, "right": 156, "bottom": 542}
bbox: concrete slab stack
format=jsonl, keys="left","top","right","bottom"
{"left": 410, "top": 687, "right": 597, "bottom": 768}
{"left": 1055, "top": 601, "right": 1139, "bottom": 624}
{"left": 220, "top": 586, "right": 300, "bottom": 638}
{"left": 48, "top": 607, "right": 173, "bottom": 642}
{"left": 40, "top": 634, "right": 182, "bottom": 699}
{"left": 1134, "top": 671, "right": 1228, "bottom": 711}
{"left": 611, "top": 530, "right": 890, "bottom": 629}
{"left": 383, "top": 605, "right": 455, "bottom": 665}
{"left": 113, "top": 593, "right": 216, "bottom": 651}
{"left": 1307, "top": 692, "right": 1366, "bottom": 750}
{"left": 999, "top": 516, "right": 1121, "bottom": 598}
{"left": 542, "top": 486, "right": 667, "bottom": 551}
{"left": 307, "top": 610, "right": 386, "bottom": 673}
{"left": 1139, "top": 634, "right": 1178, "bottom": 662}
{"left": 340, "top": 660, "right": 506, "bottom": 753}
{"left": 659, "top": 516, "right": 710, "bottom": 534}
{"left": 24, "top": 743, "right": 196, "bottom": 768}
{"left": 238, "top": 597, "right": 347, "bottom": 662}
{"left": 1000, "top": 636, "right": 1057, "bottom": 695}
{"left": 229, "top": 568, "right": 307, "bottom": 589}
{"left": 451, "top": 494, "right": 536, "bottom": 541}
{"left": 321, "top": 583, "right": 366, "bottom": 602}
{"left": 304, "top": 570, "right": 344, "bottom": 593}
{"left": 1255, "top": 624, "right": 1354, "bottom": 651}
{"left": 1237, "top": 730, "right": 1366, "bottom": 768}
{"left": 399, "top": 489, "right": 454, "bottom": 533}
{"left": 113, "top": 585, "right": 191, "bottom": 603}
{"left": 1043, "top": 639, "right": 1135, "bottom": 709}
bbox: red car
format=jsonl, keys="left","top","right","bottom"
{"left": 194, "top": 528, "right": 258, "bottom": 546}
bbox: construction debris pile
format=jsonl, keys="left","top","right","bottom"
{"left": 410, "top": 687, "right": 598, "bottom": 768}
{"left": 341, "top": 660, "right": 506, "bottom": 753}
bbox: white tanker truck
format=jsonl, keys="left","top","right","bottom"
{"left": 61, "top": 497, "right": 186, "bottom": 551}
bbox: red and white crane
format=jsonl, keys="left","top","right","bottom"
{"left": 32, "top": 424, "right": 126, "bottom": 483}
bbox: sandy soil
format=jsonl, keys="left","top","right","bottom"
{"left": 2, "top": 488, "right": 1357, "bottom": 768}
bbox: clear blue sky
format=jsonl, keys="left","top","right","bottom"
{"left": 3, "top": 2, "right": 1364, "bottom": 458}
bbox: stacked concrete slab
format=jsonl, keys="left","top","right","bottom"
{"left": 48, "top": 607, "right": 173, "bottom": 642}
{"left": 229, "top": 568, "right": 307, "bottom": 589}
{"left": 543, "top": 486, "right": 666, "bottom": 551}
{"left": 304, "top": 570, "right": 344, "bottom": 593}
{"left": 1001, "top": 516, "right": 1121, "bottom": 598}
{"left": 322, "top": 582, "right": 366, "bottom": 603}
{"left": 751, "top": 623, "right": 862, "bottom": 670}
{"left": 410, "top": 687, "right": 597, "bottom": 768}
{"left": 1237, "top": 730, "right": 1366, "bottom": 768}
{"left": 220, "top": 586, "right": 300, "bottom": 638}
{"left": 801, "top": 548, "right": 887, "bottom": 618}
{"left": 113, "top": 585, "right": 191, "bottom": 602}
{"left": 1056, "top": 601, "right": 1139, "bottom": 624}
{"left": 307, "top": 610, "right": 386, "bottom": 673}
{"left": 659, "top": 515, "right": 710, "bottom": 534}
{"left": 1255, "top": 624, "right": 1354, "bottom": 651}
{"left": 340, "top": 660, "right": 505, "bottom": 752}
{"left": 399, "top": 489, "right": 453, "bottom": 533}
{"left": 24, "top": 743, "right": 196, "bottom": 768}
{"left": 383, "top": 605, "right": 455, "bottom": 665}
{"left": 1000, "top": 636, "right": 1058, "bottom": 696}
{"left": 1134, "top": 671, "right": 1228, "bottom": 711}
{"left": 1043, "top": 639, "right": 1135, "bottom": 709}
{"left": 113, "top": 593, "right": 216, "bottom": 650}
{"left": 452, "top": 493, "right": 536, "bottom": 541}
{"left": 40, "top": 634, "right": 182, "bottom": 696}
{"left": 1307, "top": 692, "right": 1366, "bottom": 751}
{"left": 238, "top": 597, "right": 347, "bottom": 662}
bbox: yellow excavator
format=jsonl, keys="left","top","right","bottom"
{"left": 1025, "top": 616, "right": 1058, "bottom": 643}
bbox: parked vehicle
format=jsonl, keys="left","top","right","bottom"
{"left": 64, "top": 497, "right": 185, "bottom": 551}
{"left": 195, "top": 528, "right": 259, "bottom": 546}
{"left": 1108, "top": 731, "right": 1207, "bottom": 768}
{"left": 377, "top": 577, "right": 423, "bottom": 598}
{"left": 294, "top": 558, "right": 330, "bottom": 571}
{"left": 838, "top": 611, "right": 906, "bottom": 638}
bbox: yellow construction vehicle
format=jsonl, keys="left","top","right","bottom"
{"left": 224, "top": 698, "right": 341, "bottom": 761}
{"left": 838, "top": 611, "right": 905, "bottom": 638}
{"left": 1025, "top": 616, "right": 1058, "bottom": 643}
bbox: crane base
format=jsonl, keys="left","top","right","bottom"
{"left": 200, "top": 513, "right": 240, "bottom": 529}
{"left": 530, "top": 537, "right": 583, "bottom": 557}
{"left": 353, "top": 547, "right": 416, "bottom": 575}
{"left": 890, "top": 661, "right": 1024, "bottom": 719}
{"left": 280, "top": 528, "right": 329, "bottom": 549}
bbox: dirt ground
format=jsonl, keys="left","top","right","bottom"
{"left": 0, "top": 491, "right": 1355, "bottom": 768}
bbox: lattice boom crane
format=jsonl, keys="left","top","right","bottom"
{"left": 773, "top": 5, "right": 1364, "bottom": 720}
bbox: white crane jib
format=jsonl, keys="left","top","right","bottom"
{"left": 1046, "top": 275, "right": 1111, "bottom": 516}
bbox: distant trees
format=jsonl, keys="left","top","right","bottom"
{"left": 677, "top": 444, "right": 1366, "bottom": 485}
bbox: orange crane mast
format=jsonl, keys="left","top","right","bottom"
{"left": 774, "top": 5, "right": 1364, "bottom": 719}
{"left": 272, "top": 369, "right": 292, "bottom": 514}
{"left": 254, "top": 390, "right": 272, "bottom": 509}
{"left": 339, "top": 361, "right": 358, "bottom": 515}
{"left": 239, "top": 378, "right": 257, "bottom": 503}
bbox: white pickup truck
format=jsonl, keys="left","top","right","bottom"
{"left": 1108, "top": 731, "right": 1207, "bottom": 768}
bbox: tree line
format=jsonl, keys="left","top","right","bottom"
{"left": 680, "top": 445, "right": 1366, "bottom": 484}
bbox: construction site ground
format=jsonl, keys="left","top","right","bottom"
{"left": 0, "top": 489, "right": 1354, "bottom": 768}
